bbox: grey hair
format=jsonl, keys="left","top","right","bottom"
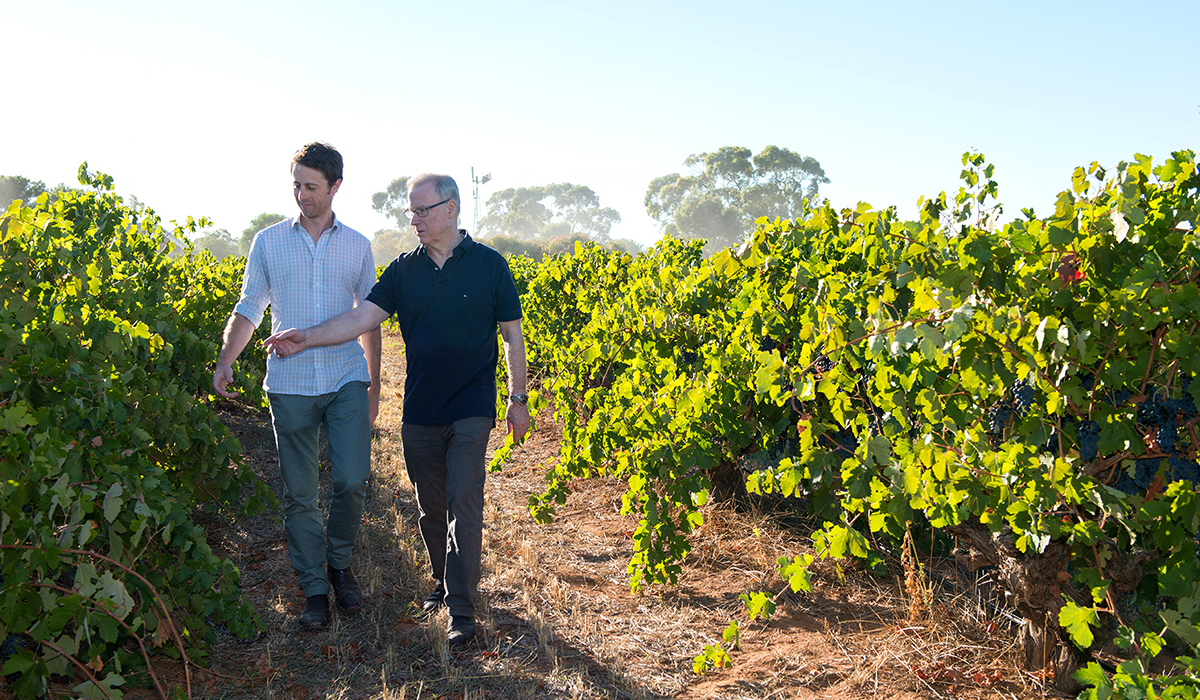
{"left": 408, "top": 173, "right": 460, "bottom": 220}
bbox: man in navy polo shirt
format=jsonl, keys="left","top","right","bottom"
{"left": 263, "top": 173, "right": 529, "bottom": 647}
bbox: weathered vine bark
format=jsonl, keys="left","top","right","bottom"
{"left": 946, "top": 518, "right": 1150, "bottom": 693}
{"left": 708, "top": 458, "right": 747, "bottom": 501}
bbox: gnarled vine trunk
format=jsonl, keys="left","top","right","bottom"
{"left": 947, "top": 519, "right": 1150, "bottom": 693}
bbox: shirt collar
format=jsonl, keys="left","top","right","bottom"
{"left": 290, "top": 213, "right": 342, "bottom": 236}
{"left": 454, "top": 230, "right": 475, "bottom": 256}
{"left": 418, "top": 229, "right": 475, "bottom": 259}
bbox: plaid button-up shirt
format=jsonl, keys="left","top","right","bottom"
{"left": 234, "top": 215, "right": 376, "bottom": 396}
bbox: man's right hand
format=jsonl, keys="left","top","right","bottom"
{"left": 213, "top": 364, "right": 239, "bottom": 398}
{"left": 263, "top": 328, "right": 307, "bottom": 358}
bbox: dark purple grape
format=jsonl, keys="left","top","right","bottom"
{"left": 1157, "top": 419, "right": 1178, "bottom": 453}
{"left": 1169, "top": 454, "right": 1200, "bottom": 485}
{"left": 0, "top": 635, "right": 21, "bottom": 661}
{"left": 827, "top": 427, "right": 857, "bottom": 455}
{"left": 1114, "top": 471, "right": 1140, "bottom": 494}
{"left": 1138, "top": 394, "right": 1168, "bottom": 426}
{"left": 987, "top": 401, "right": 1012, "bottom": 436}
{"left": 1078, "top": 420, "right": 1100, "bottom": 462}
{"left": 1179, "top": 380, "right": 1197, "bottom": 418}
{"left": 1, "top": 634, "right": 24, "bottom": 684}
{"left": 1012, "top": 380, "right": 1035, "bottom": 417}
{"left": 1108, "top": 388, "right": 1134, "bottom": 407}
{"left": 1134, "top": 458, "right": 1161, "bottom": 489}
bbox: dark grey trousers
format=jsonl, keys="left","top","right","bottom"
{"left": 401, "top": 417, "right": 493, "bottom": 618}
{"left": 268, "top": 381, "right": 371, "bottom": 597}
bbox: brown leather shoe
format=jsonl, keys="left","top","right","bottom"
{"left": 299, "top": 594, "right": 329, "bottom": 629}
{"left": 328, "top": 566, "right": 362, "bottom": 613}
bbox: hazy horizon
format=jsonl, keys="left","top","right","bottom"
{"left": 3, "top": 0, "right": 1196, "bottom": 246}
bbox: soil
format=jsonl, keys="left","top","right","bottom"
{"left": 133, "top": 329, "right": 1060, "bottom": 699}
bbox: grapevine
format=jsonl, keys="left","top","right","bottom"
{"left": 510, "top": 150, "right": 1200, "bottom": 693}
{"left": 0, "top": 166, "right": 274, "bottom": 698}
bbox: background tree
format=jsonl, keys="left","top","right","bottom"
{"left": 487, "top": 235, "right": 547, "bottom": 260}
{"left": 0, "top": 175, "right": 47, "bottom": 207}
{"left": 193, "top": 228, "right": 238, "bottom": 259}
{"left": 372, "top": 176, "right": 410, "bottom": 229}
{"left": 645, "top": 145, "right": 829, "bottom": 255}
{"left": 371, "top": 227, "right": 418, "bottom": 263}
{"left": 476, "top": 183, "right": 620, "bottom": 242}
{"left": 606, "top": 237, "right": 645, "bottom": 255}
{"left": 240, "top": 213, "right": 287, "bottom": 256}
{"left": 123, "top": 193, "right": 148, "bottom": 214}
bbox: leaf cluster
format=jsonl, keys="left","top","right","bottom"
{"left": 0, "top": 165, "right": 275, "bottom": 698}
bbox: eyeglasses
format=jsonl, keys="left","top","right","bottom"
{"left": 405, "top": 198, "right": 452, "bottom": 218}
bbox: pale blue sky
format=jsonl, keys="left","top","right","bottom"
{"left": 2, "top": 0, "right": 1196, "bottom": 246}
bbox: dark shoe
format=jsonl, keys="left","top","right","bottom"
{"left": 422, "top": 581, "right": 446, "bottom": 614}
{"left": 448, "top": 615, "right": 475, "bottom": 647}
{"left": 299, "top": 594, "right": 329, "bottom": 629}
{"left": 328, "top": 566, "right": 362, "bottom": 613}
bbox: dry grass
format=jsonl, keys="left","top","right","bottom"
{"left": 159, "top": 329, "right": 1066, "bottom": 699}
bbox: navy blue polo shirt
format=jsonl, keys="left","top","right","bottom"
{"left": 366, "top": 232, "right": 522, "bottom": 426}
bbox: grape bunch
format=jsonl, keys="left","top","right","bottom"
{"left": 1078, "top": 420, "right": 1100, "bottom": 462}
{"left": 1040, "top": 425, "right": 1059, "bottom": 454}
{"left": 758, "top": 336, "right": 778, "bottom": 352}
{"left": 1181, "top": 375, "right": 1196, "bottom": 416}
{"left": 1169, "top": 454, "right": 1200, "bottom": 484}
{"left": 1138, "top": 392, "right": 1170, "bottom": 426}
{"left": 1135, "top": 458, "right": 1160, "bottom": 488}
{"left": 814, "top": 353, "right": 834, "bottom": 374}
{"left": 1157, "top": 420, "right": 1178, "bottom": 453}
{"left": 1011, "top": 380, "right": 1036, "bottom": 418}
{"left": 986, "top": 400, "right": 1013, "bottom": 437}
{"left": 679, "top": 349, "right": 698, "bottom": 367}
{"left": 1, "top": 634, "right": 24, "bottom": 685}
{"left": 1105, "top": 386, "right": 1135, "bottom": 407}
{"left": 1102, "top": 378, "right": 1200, "bottom": 492}
{"left": 1114, "top": 458, "right": 1162, "bottom": 494}
{"left": 827, "top": 426, "right": 857, "bottom": 456}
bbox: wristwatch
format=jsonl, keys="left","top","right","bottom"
{"left": 510, "top": 393, "right": 528, "bottom": 406}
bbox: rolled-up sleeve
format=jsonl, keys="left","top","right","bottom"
{"left": 234, "top": 232, "right": 271, "bottom": 328}
{"left": 355, "top": 244, "right": 376, "bottom": 308}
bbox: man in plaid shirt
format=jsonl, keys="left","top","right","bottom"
{"left": 213, "top": 142, "right": 381, "bottom": 630}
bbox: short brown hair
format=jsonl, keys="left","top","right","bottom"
{"left": 291, "top": 143, "right": 343, "bottom": 187}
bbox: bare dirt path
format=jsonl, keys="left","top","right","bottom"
{"left": 187, "top": 329, "right": 1047, "bottom": 699}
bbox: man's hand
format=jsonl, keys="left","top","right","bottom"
{"left": 263, "top": 328, "right": 308, "bottom": 358}
{"left": 214, "top": 313, "right": 254, "bottom": 399}
{"left": 213, "top": 364, "right": 239, "bottom": 398}
{"left": 368, "top": 385, "right": 380, "bottom": 426}
{"left": 505, "top": 402, "right": 530, "bottom": 443}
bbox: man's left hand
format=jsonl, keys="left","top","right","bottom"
{"left": 506, "top": 401, "right": 530, "bottom": 444}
